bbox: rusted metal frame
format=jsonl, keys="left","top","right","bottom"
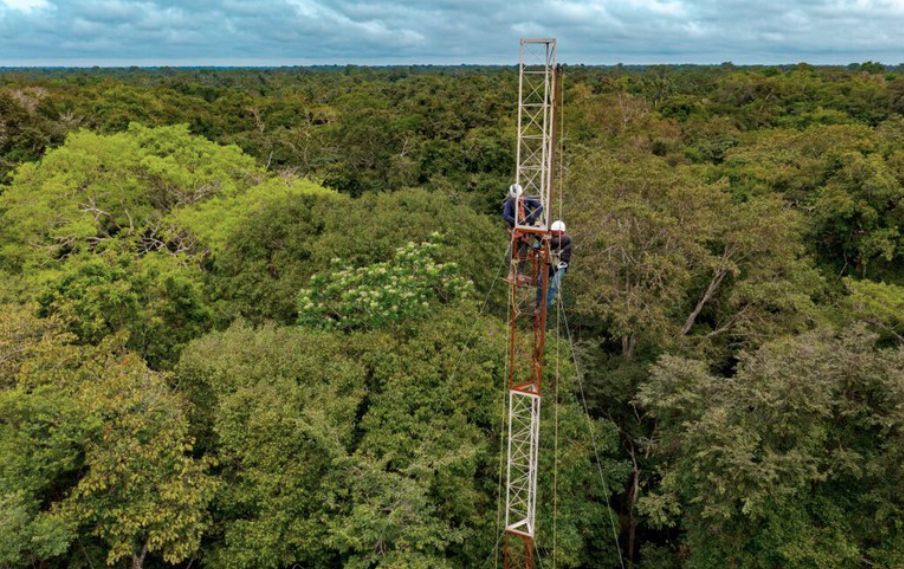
{"left": 504, "top": 531, "right": 535, "bottom": 569}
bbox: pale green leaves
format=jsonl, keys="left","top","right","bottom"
{"left": 844, "top": 277, "right": 904, "bottom": 344}
{"left": 0, "top": 123, "right": 258, "bottom": 270}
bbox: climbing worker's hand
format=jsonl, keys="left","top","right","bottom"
{"left": 557, "top": 262, "right": 568, "bottom": 270}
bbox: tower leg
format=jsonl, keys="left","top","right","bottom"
{"left": 504, "top": 531, "right": 535, "bottom": 569}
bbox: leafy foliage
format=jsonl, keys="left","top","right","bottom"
{"left": 844, "top": 277, "right": 904, "bottom": 345}
{"left": 0, "top": 123, "right": 258, "bottom": 270}
{"left": 208, "top": 187, "right": 502, "bottom": 325}
{"left": 176, "top": 308, "right": 624, "bottom": 568}
{"left": 297, "top": 234, "right": 473, "bottom": 330}
{"left": 0, "top": 306, "right": 215, "bottom": 569}
{"left": 568, "top": 151, "right": 820, "bottom": 360}
{"left": 35, "top": 248, "right": 210, "bottom": 368}
{"left": 1, "top": 62, "right": 903, "bottom": 568}
{"left": 64, "top": 350, "right": 217, "bottom": 567}
{"left": 638, "top": 327, "right": 904, "bottom": 568}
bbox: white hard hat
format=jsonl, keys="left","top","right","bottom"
{"left": 508, "top": 183, "right": 523, "bottom": 198}
{"left": 551, "top": 220, "right": 566, "bottom": 233}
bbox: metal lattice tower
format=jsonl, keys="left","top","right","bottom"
{"left": 504, "top": 37, "right": 558, "bottom": 569}
{"left": 514, "top": 38, "right": 558, "bottom": 232}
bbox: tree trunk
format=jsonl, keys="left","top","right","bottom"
{"left": 131, "top": 543, "right": 148, "bottom": 569}
{"left": 622, "top": 334, "right": 636, "bottom": 360}
{"left": 626, "top": 448, "right": 641, "bottom": 569}
{"left": 682, "top": 268, "right": 727, "bottom": 335}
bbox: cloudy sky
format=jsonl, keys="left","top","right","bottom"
{"left": 1, "top": 0, "right": 903, "bottom": 66}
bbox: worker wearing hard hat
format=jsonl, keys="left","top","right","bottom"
{"left": 538, "top": 219, "right": 571, "bottom": 308}
{"left": 503, "top": 183, "right": 544, "bottom": 284}
{"left": 502, "top": 183, "right": 543, "bottom": 228}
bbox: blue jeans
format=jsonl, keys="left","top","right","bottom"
{"left": 537, "top": 267, "right": 567, "bottom": 308}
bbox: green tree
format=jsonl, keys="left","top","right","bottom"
{"left": 844, "top": 277, "right": 904, "bottom": 345}
{"left": 63, "top": 349, "right": 218, "bottom": 569}
{"left": 297, "top": 234, "right": 473, "bottom": 330}
{"left": 0, "top": 123, "right": 259, "bottom": 270}
{"left": 0, "top": 87, "right": 66, "bottom": 184}
{"left": 176, "top": 304, "right": 625, "bottom": 568}
{"left": 638, "top": 327, "right": 904, "bottom": 568}
{"left": 209, "top": 188, "right": 503, "bottom": 325}
{"left": 568, "top": 151, "right": 818, "bottom": 360}
{"left": 0, "top": 304, "right": 216, "bottom": 569}
{"left": 721, "top": 123, "right": 904, "bottom": 278}
{"left": 35, "top": 248, "right": 210, "bottom": 368}
{"left": 0, "top": 388, "right": 83, "bottom": 567}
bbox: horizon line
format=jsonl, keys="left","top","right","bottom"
{"left": 1, "top": 60, "right": 902, "bottom": 70}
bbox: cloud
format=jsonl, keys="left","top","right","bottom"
{"left": 1, "top": 0, "right": 49, "bottom": 12}
{"left": 0, "top": 0, "right": 902, "bottom": 65}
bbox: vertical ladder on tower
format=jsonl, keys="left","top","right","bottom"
{"left": 504, "top": 37, "right": 558, "bottom": 569}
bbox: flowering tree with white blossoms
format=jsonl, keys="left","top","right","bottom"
{"left": 296, "top": 233, "right": 474, "bottom": 331}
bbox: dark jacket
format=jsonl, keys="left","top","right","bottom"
{"left": 503, "top": 196, "right": 543, "bottom": 228}
{"left": 550, "top": 234, "right": 572, "bottom": 265}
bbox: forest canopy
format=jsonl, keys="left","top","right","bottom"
{"left": 1, "top": 63, "right": 903, "bottom": 569}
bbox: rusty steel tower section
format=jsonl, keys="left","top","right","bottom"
{"left": 504, "top": 37, "right": 558, "bottom": 569}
